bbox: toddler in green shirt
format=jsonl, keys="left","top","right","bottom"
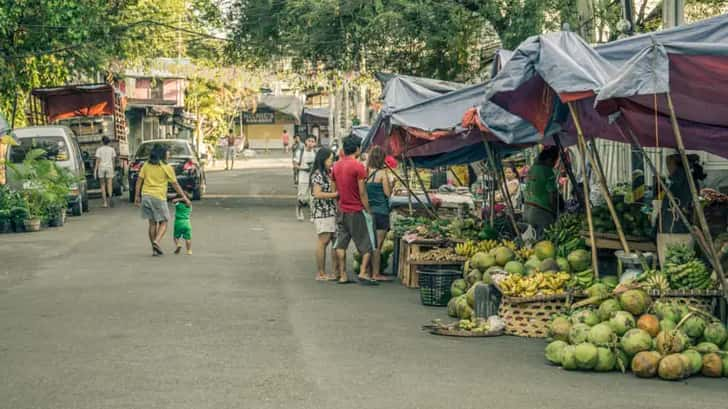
{"left": 173, "top": 198, "right": 192, "bottom": 255}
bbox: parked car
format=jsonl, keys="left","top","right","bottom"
{"left": 5, "top": 126, "right": 89, "bottom": 216}
{"left": 128, "top": 139, "right": 205, "bottom": 202}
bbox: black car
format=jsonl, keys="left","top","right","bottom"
{"left": 128, "top": 140, "right": 205, "bottom": 202}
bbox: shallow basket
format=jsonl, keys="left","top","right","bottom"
{"left": 498, "top": 297, "right": 569, "bottom": 338}
{"left": 417, "top": 269, "right": 462, "bottom": 306}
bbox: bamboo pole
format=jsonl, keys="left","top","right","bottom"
{"left": 553, "top": 133, "right": 584, "bottom": 206}
{"left": 386, "top": 163, "right": 439, "bottom": 220}
{"left": 569, "top": 110, "right": 600, "bottom": 277}
{"left": 408, "top": 157, "right": 436, "bottom": 211}
{"left": 665, "top": 93, "right": 727, "bottom": 297}
{"left": 483, "top": 141, "right": 521, "bottom": 241}
{"left": 614, "top": 117, "right": 715, "bottom": 266}
{"left": 569, "top": 102, "right": 631, "bottom": 254}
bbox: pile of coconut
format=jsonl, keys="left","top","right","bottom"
{"left": 544, "top": 288, "right": 728, "bottom": 380}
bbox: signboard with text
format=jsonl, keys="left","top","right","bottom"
{"left": 243, "top": 112, "right": 275, "bottom": 124}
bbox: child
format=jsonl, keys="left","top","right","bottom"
{"left": 172, "top": 198, "right": 192, "bottom": 255}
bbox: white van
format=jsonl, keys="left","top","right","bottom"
{"left": 5, "top": 126, "right": 89, "bottom": 215}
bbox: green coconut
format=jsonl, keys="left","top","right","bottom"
{"left": 561, "top": 345, "right": 578, "bottom": 370}
{"left": 571, "top": 309, "right": 600, "bottom": 327}
{"left": 585, "top": 283, "right": 609, "bottom": 299}
{"left": 556, "top": 257, "right": 570, "bottom": 272}
{"left": 695, "top": 342, "right": 720, "bottom": 354}
{"left": 549, "top": 316, "right": 572, "bottom": 342}
{"left": 654, "top": 301, "right": 681, "bottom": 323}
{"left": 525, "top": 256, "right": 541, "bottom": 272}
{"left": 466, "top": 269, "right": 483, "bottom": 286}
{"left": 447, "top": 297, "right": 459, "bottom": 317}
{"left": 470, "top": 252, "right": 496, "bottom": 271}
{"left": 703, "top": 322, "right": 728, "bottom": 346}
{"left": 658, "top": 353, "right": 687, "bottom": 381}
{"left": 587, "top": 323, "right": 615, "bottom": 346}
{"left": 631, "top": 351, "right": 661, "bottom": 378}
{"left": 545, "top": 340, "right": 569, "bottom": 365}
{"left": 597, "top": 299, "right": 622, "bottom": 322}
{"left": 450, "top": 279, "right": 467, "bottom": 298}
{"left": 660, "top": 319, "right": 677, "bottom": 332}
{"left": 494, "top": 247, "right": 516, "bottom": 266}
{"left": 609, "top": 311, "right": 636, "bottom": 336}
{"left": 701, "top": 353, "right": 723, "bottom": 377}
{"left": 601, "top": 276, "right": 619, "bottom": 291}
{"left": 682, "top": 315, "right": 707, "bottom": 338}
{"left": 681, "top": 350, "right": 703, "bottom": 375}
{"left": 569, "top": 323, "right": 591, "bottom": 344}
{"left": 567, "top": 249, "right": 591, "bottom": 271}
{"left": 618, "top": 289, "right": 651, "bottom": 316}
{"left": 655, "top": 330, "right": 688, "bottom": 355}
{"left": 534, "top": 240, "right": 557, "bottom": 261}
{"left": 615, "top": 348, "right": 631, "bottom": 371}
{"left": 620, "top": 328, "right": 653, "bottom": 355}
{"left": 538, "top": 259, "right": 561, "bottom": 273}
{"left": 574, "top": 342, "right": 599, "bottom": 370}
{"left": 593, "top": 347, "right": 616, "bottom": 372}
{"left": 504, "top": 261, "right": 525, "bottom": 276}
{"left": 465, "top": 284, "right": 479, "bottom": 308}
{"left": 723, "top": 338, "right": 728, "bottom": 352}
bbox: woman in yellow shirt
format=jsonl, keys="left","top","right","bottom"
{"left": 134, "top": 144, "right": 191, "bottom": 255}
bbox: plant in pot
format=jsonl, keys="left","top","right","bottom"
{"left": 44, "top": 165, "right": 73, "bottom": 227}
{"left": 10, "top": 206, "right": 29, "bottom": 232}
{"left": 0, "top": 209, "right": 11, "bottom": 233}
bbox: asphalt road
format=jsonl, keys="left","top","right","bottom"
{"left": 1, "top": 157, "right": 726, "bottom": 409}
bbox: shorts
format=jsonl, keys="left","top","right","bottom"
{"left": 141, "top": 195, "right": 170, "bottom": 222}
{"left": 335, "top": 211, "right": 373, "bottom": 254}
{"left": 98, "top": 167, "right": 114, "bottom": 179}
{"left": 314, "top": 217, "right": 336, "bottom": 235}
{"left": 225, "top": 147, "right": 237, "bottom": 160}
{"left": 174, "top": 221, "right": 192, "bottom": 240}
{"left": 297, "top": 176, "right": 311, "bottom": 206}
{"left": 372, "top": 213, "right": 390, "bottom": 231}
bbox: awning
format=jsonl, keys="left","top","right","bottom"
{"left": 257, "top": 95, "right": 304, "bottom": 121}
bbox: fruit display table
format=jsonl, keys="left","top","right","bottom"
{"left": 397, "top": 238, "right": 453, "bottom": 288}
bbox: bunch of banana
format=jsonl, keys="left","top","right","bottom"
{"left": 459, "top": 319, "right": 475, "bottom": 330}
{"left": 515, "top": 247, "right": 535, "bottom": 261}
{"left": 415, "top": 247, "right": 461, "bottom": 262}
{"left": 455, "top": 241, "right": 477, "bottom": 257}
{"left": 545, "top": 214, "right": 582, "bottom": 244}
{"left": 500, "top": 239, "right": 518, "bottom": 251}
{"left": 644, "top": 273, "right": 670, "bottom": 292}
{"left": 498, "top": 272, "right": 571, "bottom": 297}
{"left": 665, "top": 259, "right": 713, "bottom": 289}
{"left": 558, "top": 237, "right": 586, "bottom": 258}
{"left": 477, "top": 239, "right": 499, "bottom": 253}
{"left": 569, "top": 269, "right": 595, "bottom": 289}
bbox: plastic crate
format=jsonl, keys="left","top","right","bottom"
{"left": 417, "top": 268, "right": 462, "bottom": 306}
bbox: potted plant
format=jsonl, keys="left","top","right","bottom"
{"left": 0, "top": 209, "right": 11, "bottom": 233}
{"left": 10, "top": 206, "right": 29, "bottom": 232}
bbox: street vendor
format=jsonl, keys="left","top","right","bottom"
{"left": 659, "top": 154, "right": 706, "bottom": 233}
{"left": 523, "top": 146, "right": 559, "bottom": 237}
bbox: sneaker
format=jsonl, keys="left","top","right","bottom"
{"left": 296, "top": 208, "right": 304, "bottom": 221}
{"left": 186, "top": 250, "right": 192, "bottom": 255}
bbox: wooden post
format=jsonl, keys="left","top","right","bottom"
{"left": 569, "top": 106, "right": 600, "bottom": 277}
{"left": 569, "top": 102, "right": 631, "bottom": 254}
{"left": 483, "top": 141, "right": 521, "bottom": 241}
{"left": 386, "top": 163, "right": 439, "bottom": 220}
{"left": 665, "top": 93, "right": 727, "bottom": 296}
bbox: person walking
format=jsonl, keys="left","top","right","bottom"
{"left": 310, "top": 147, "right": 339, "bottom": 281}
{"left": 332, "top": 134, "right": 376, "bottom": 285}
{"left": 224, "top": 129, "right": 236, "bottom": 170}
{"left": 366, "top": 146, "right": 393, "bottom": 281}
{"left": 134, "top": 144, "right": 191, "bottom": 256}
{"left": 94, "top": 136, "right": 116, "bottom": 208}
{"left": 172, "top": 197, "right": 193, "bottom": 255}
{"left": 294, "top": 135, "right": 317, "bottom": 221}
{"left": 291, "top": 135, "right": 302, "bottom": 184}
{"left": 282, "top": 129, "right": 290, "bottom": 153}
{"left": 523, "top": 146, "right": 559, "bottom": 238}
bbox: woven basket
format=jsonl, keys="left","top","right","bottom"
{"left": 648, "top": 289, "right": 722, "bottom": 314}
{"left": 498, "top": 297, "right": 569, "bottom": 338}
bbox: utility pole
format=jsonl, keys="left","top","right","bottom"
{"left": 663, "top": 0, "right": 685, "bottom": 28}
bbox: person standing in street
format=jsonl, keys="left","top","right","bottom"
{"left": 523, "top": 146, "right": 559, "bottom": 238}
{"left": 282, "top": 129, "right": 290, "bottom": 153}
{"left": 310, "top": 147, "right": 339, "bottom": 281}
{"left": 134, "top": 144, "right": 191, "bottom": 256}
{"left": 291, "top": 135, "right": 302, "bottom": 184}
{"left": 332, "top": 134, "right": 376, "bottom": 285}
{"left": 224, "top": 129, "right": 236, "bottom": 170}
{"left": 294, "top": 135, "right": 317, "bottom": 221}
{"left": 366, "top": 146, "right": 393, "bottom": 281}
{"left": 94, "top": 136, "right": 116, "bottom": 208}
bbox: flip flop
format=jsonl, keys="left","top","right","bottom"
{"left": 358, "top": 277, "right": 380, "bottom": 286}
{"left": 373, "top": 275, "right": 395, "bottom": 282}
{"left": 337, "top": 279, "right": 354, "bottom": 284}
{"left": 152, "top": 242, "right": 164, "bottom": 255}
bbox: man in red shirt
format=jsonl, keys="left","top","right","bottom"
{"left": 332, "top": 135, "right": 376, "bottom": 285}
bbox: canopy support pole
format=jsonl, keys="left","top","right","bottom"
{"left": 665, "top": 92, "right": 727, "bottom": 296}
{"left": 615, "top": 117, "right": 715, "bottom": 267}
{"left": 386, "top": 163, "right": 439, "bottom": 220}
{"left": 553, "top": 133, "right": 584, "bottom": 207}
{"left": 408, "top": 157, "right": 436, "bottom": 212}
{"left": 483, "top": 141, "right": 521, "bottom": 242}
{"left": 569, "top": 102, "right": 631, "bottom": 255}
